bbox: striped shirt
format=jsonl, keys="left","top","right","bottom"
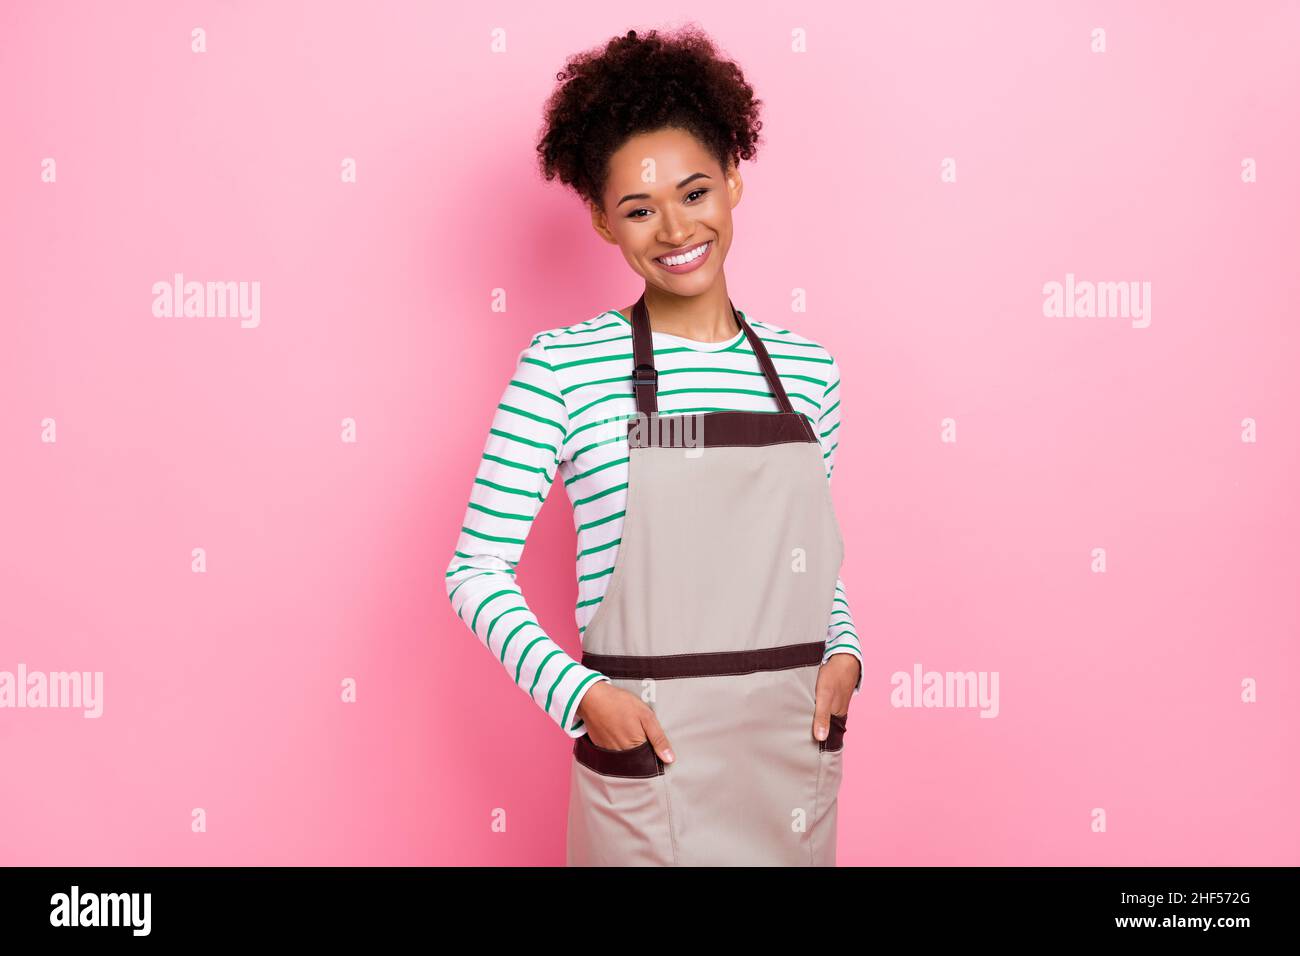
{"left": 445, "top": 308, "right": 861, "bottom": 738}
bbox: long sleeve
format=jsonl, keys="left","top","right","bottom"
{"left": 816, "top": 356, "right": 862, "bottom": 695}
{"left": 445, "top": 335, "right": 610, "bottom": 738}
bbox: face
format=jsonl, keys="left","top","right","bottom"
{"left": 590, "top": 126, "right": 743, "bottom": 296}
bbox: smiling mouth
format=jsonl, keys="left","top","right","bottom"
{"left": 654, "top": 240, "right": 711, "bottom": 265}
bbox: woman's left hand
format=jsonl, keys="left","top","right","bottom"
{"left": 812, "top": 654, "right": 860, "bottom": 742}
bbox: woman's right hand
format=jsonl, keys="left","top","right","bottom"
{"left": 576, "top": 682, "right": 675, "bottom": 763}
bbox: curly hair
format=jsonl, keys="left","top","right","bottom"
{"left": 536, "top": 25, "right": 764, "bottom": 208}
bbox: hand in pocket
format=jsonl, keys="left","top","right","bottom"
{"left": 577, "top": 681, "right": 675, "bottom": 763}
{"left": 812, "top": 654, "right": 858, "bottom": 742}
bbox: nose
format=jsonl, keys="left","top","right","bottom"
{"left": 656, "top": 206, "right": 694, "bottom": 247}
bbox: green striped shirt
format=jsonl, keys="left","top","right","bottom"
{"left": 445, "top": 309, "right": 861, "bottom": 737}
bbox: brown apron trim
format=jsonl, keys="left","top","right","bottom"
{"left": 626, "top": 409, "right": 815, "bottom": 448}
{"left": 573, "top": 735, "right": 665, "bottom": 777}
{"left": 582, "top": 640, "right": 826, "bottom": 680}
{"left": 630, "top": 294, "right": 800, "bottom": 418}
{"left": 820, "top": 712, "right": 848, "bottom": 753}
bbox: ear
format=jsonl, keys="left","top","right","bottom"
{"left": 725, "top": 162, "right": 744, "bottom": 208}
{"left": 589, "top": 201, "right": 619, "bottom": 245}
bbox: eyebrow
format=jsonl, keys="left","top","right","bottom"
{"left": 616, "top": 172, "right": 712, "bottom": 207}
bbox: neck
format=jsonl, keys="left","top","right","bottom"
{"left": 625, "top": 284, "right": 740, "bottom": 343}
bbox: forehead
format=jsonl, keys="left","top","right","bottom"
{"left": 606, "top": 128, "right": 717, "bottom": 187}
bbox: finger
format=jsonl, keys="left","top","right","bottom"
{"left": 641, "top": 711, "right": 674, "bottom": 764}
{"left": 812, "top": 681, "right": 833, "bottom": 742}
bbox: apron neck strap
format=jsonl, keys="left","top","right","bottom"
{"left": 630, "top": 293, "right": 797, "bottom": 417}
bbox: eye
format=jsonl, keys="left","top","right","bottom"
{"left": 626, "top": 188, "right": 711, "bottom": 220}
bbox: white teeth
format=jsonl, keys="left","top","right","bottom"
{"left": 658, "top": 241, "right": 709, "bottom": 266}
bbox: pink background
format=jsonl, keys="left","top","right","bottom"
{"left": 2, "top": 1, "right": 1297, "bottom": 865}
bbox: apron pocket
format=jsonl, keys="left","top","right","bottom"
{"left": 573, "top": 735, "right": 664, "bottom": 777}
{"left": 811, "top": 712, "right": 848, "bottom": 865}
{"left": 568, "top": 736, "right": 675, "bottom": 866}
{"left": 819, "top": 712, "right": 848, "bottom": 753}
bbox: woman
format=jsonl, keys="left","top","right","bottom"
{"left": 446, "top": 25, "right": 861, "bottom": 866}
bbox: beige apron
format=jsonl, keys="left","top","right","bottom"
{"left": 566, "top": 293, "right": 848, "bottom": 866}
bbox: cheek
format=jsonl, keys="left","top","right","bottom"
{"left": 620, "top": 244, "right": 649, "bottom": 273}
{"left": 610, "top": 227, "right": 645, "bottom": 260}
